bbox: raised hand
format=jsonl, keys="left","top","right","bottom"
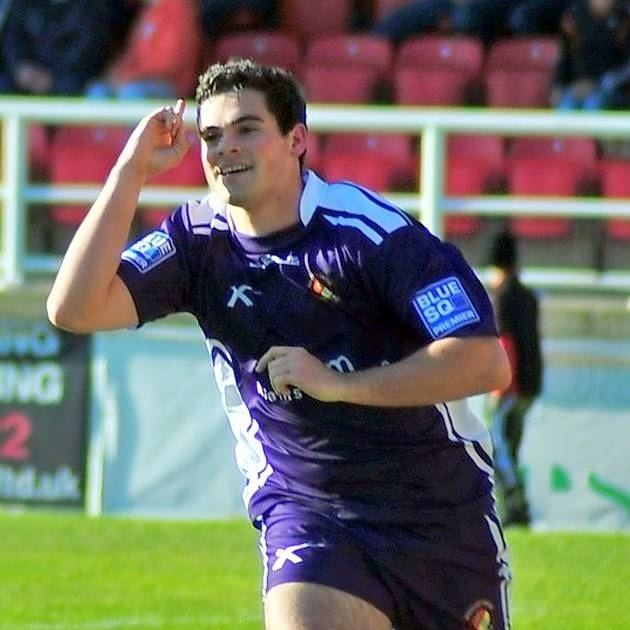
{"left": 119, "top": 98, "right": 190, "bottom": 181}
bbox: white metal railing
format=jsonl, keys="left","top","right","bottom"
{"left": 1, "top": 97, "right": 630, "bottom": 290}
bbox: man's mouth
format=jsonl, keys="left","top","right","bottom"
{"left": 218, "top": 164, "right": 252, "bottom": 176}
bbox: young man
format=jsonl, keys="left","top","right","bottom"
{"left": 488, "top": 231, "right": 543, "bottom": 527}
{"left": 47, "top": 59, "right": 512, "bottom": 629}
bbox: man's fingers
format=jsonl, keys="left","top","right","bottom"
{"left": 256, "top": 346, "right": 291, "bottom": 373}
{"left": 174, "top": 98, "right": 186, "bottom": 117}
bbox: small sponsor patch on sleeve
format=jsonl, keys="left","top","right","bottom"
{"left": 121, "top": 231, "right": 176, "bottom": 273}
{"left": 412, "top": 276, "right": 480, "bottom": 339}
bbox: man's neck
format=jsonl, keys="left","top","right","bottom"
{"left": 490, "top": 268, "right": 516, "bottom": 290}
{"left": 227, "top": 176, "right": 303, "bottom": 237}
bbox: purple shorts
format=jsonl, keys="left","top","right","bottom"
{"left": 257, "top": 502, "right": 511, "bottom": 629}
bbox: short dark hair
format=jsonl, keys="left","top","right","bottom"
{"left": 195, "top": 58, "right": 307, "bottom": 135}
{"left": 489, "top": 230, "right": 518, "bottom": 270}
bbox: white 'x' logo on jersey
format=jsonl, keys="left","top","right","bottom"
{"left": 227, "top": 284, "right": 260, "bottom": 308}
{"left": 271, "top": 543, "right": 326, "bottom": 571}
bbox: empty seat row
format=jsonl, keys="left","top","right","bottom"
{"left": 38, "top": 125, "right": 630, "bottom": 240}
{"left": 211, "top": 32, "right": 560, "bottom": 107}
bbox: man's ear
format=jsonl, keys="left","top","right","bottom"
{"left": 290, "top": 123, "right": 308, "bottom": 160}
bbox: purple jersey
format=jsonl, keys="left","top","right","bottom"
{"left": 118, "top": 171, "right": 498, "bottom": 525}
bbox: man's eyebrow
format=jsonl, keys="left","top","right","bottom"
{"left": 200, "top": 115, "right": 265, "bottom": 133}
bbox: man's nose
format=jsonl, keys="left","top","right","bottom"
{"left": 217, "top": 132, "right": 240, "bottom": 155}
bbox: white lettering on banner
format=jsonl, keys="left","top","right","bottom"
{"left": 0, "top": 465, "right": 80, "bottom": 501}
{"left": 206, "top": 339, "right": 273, "bottom": 507}
{"left": 413, "top": 276, "right": 480, "bottom": 339}
{"left": 0, "top": 361, "right": 64, "bottom": 404}
{"left": 0, "top": 323, "right": 60, "bottom": 358}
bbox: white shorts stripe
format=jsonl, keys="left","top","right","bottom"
{"left": 258, "top": 517, "right": 269, "bottom": 599}
{"left": 484, "top": 514, "right": 512, "bottom": 629}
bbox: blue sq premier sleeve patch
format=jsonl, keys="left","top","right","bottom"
{"left": 121, "top": 231, "right": 176, "bottom": 273}
{"left": 412, "top": 276, "right": 480, "bottom": 339}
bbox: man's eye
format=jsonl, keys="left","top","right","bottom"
{"left": 205, "top": 133, "right": 220, "bottom": 143}
{"left": 239, "top": 126, "right": 256, "bottom": 134}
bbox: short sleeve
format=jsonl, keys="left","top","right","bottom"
{"left": 367, "top": 223, "right": 497, "bottom": 344}
{"left": 117, "top": 206, "right": 193, "bottom": 326}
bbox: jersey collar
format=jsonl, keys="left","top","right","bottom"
{"left": 223, "top": 170, "right": 327, "bottom": 254}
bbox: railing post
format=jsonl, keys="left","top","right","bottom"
{"left": 1, "top": 114, "right": 28, "bottom": 288}
{"left": 420, "top": 124, "right": 445, "bottom": 239}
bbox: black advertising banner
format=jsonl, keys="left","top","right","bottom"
{"left": 0, "top": 320, "right": 90, "bottom": 507}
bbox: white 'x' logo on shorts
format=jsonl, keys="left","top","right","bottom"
{"left": 271, "top": 543, "right": 326, "bottom": 571}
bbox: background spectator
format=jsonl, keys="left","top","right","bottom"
{"left": 373, "top": 0, "right": 513, "bottom": 45}
{"left": 508, "top": 0, "right": 571, "bottom": 34}
{"left": 551, "top": 0, "right": 629, "bottom": 110}
{"left": 199, "top": 0, "right": 276, "bottom": 38}
{"left": 488, "top": 231, "right": 543, "bottom": 527}
{"left": 0, "top": 0, "right": 109, "bottom": 96}
{"left": 85, "top": 0, "right": 203, "bottom": 100}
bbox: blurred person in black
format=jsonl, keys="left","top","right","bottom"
{"left": 199, "top": 0, "right": 276, "bottom": 38}
{"left": 0, "top": 0, "right": 109, "bottom": 96}
{"left": 551, "top": 0, "right": 630, "bottom": 110}
{"left": 373, "top": 0, "right": 513, "bottom": 45}
{"left": 508, "top": 0, "right": 571, "bottom": 34}
{"left": 488, "top": 231, "right": 543, "bottom": 527}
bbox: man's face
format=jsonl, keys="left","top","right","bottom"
{"left": 197, "top": 88, "right": 305, "bottom": 210}
{"left": 589, "top": 0, "right": 615, "bottom": 17}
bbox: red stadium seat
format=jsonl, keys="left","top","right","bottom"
{"left": 509, "top": 136, "right": 597, "bottom": 164}
{"left": 600, "top": 160, "right": 630, "bottom": 240}
{"left": 509, "top": 136, "right": 599, "bottom": 191}
{"left": 394, "top": 36, "right": 484, "bottom": 106}
{"left": 280, "top": 0, "right": 351, "bottom": 40}
{"left": 304, "top": 64, "right": 382, "bottom": 103}
{"left": 143, "top": 130, "right": 206, "bottom": 228}
{"left": 320, "top": 153, "right": 404, "bottom": 191}
{"left": 322, "top": 133, "right": 415, "bottom": 189}
{"left": 484, "top": 37, "right": 559, "bottom": 108}
{"left": 443, "top": 153, "right": 500, "bottom": 236}
{"left": 0, "top": 123, "right": 50, "bottom": 179}
{"left": 395, "top": 67, "right": 471, "bottom": 105}
{"left": 397, "top": 36, "right": 484, "bottom": 77}
{"left": 507, "top": 155, "right": 583, "bottom": 237}
{"left": 214, "top": 31, "right": 301, "bottom": 75}
{"left": 448, "top": 134, "right": 505, "bottom": 180}
{"left": 446, "top": 155, "right": 496, "bottom": 195}
{"left": 324, "top": 133, "right": 413, "bottom": 159}
{"left": 485, "top": 69, "right": 552, "bottom": 108}
{"left": 49, "top": 126, "right": 130, "bottom": 225}
{"left": 486, "top": 37, "right": 559, "bottom": 71}
{"left": 28, "top": 124, "right": 50, "bottom": 177}
{"left": 303, "top": 34, "right": 393, "bottom": 104}
{"left": 448, "top": 134, "right": 504, "bottom": 161}
{"left": 306, "top": 35, "right": 393, "bottom": 73}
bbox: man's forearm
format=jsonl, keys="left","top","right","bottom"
{"left": 335, "top": 336, "right": 511, "bottom": 407}
{"left": 47, "top": 160, "right": 144, "bottom": 327}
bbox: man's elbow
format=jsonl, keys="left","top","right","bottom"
{"left": 486, "top": 339, "right": 512, "bottom": 392}
{"left": 46, "top": 293, "right": 94, "bottom": 334}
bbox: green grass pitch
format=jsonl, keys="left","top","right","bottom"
{"left": 0, "top": 510, "right": 628, "bottom": 629}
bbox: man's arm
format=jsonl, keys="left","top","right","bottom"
{"left": 46, "top": 99, "right": 188, "bottom": 333}
{"left": 256, "top": 336, "right": 511, "bottom": 407}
